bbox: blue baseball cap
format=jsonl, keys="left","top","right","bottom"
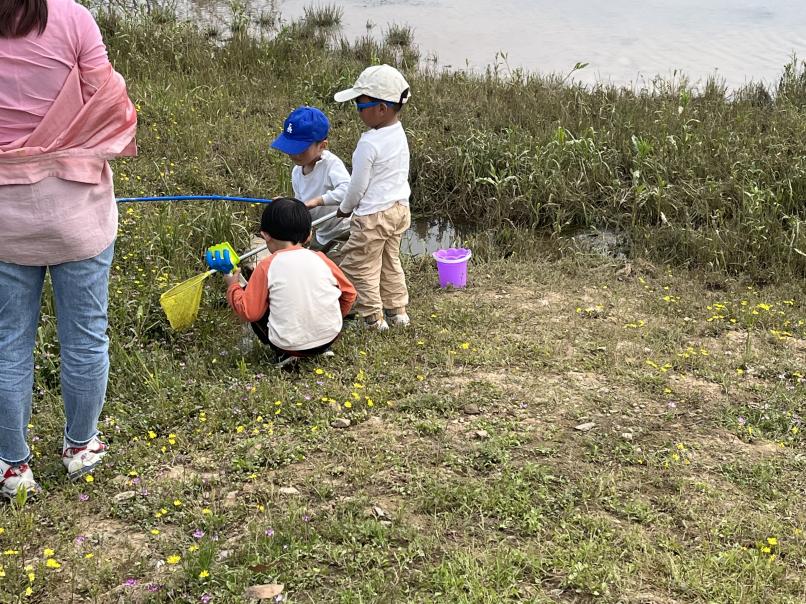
{"left": 270, "top": 106, "right": 330, "bottom": 155}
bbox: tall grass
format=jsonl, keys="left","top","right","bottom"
{"left": 99, "top": 8, "right": 806, "bottom": 279}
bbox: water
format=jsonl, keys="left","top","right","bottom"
{"left": 401, "top": 218, "right": 460, "bottom": 256}
{"left": 170, "top": 0, "right": 806, "bottom": 91}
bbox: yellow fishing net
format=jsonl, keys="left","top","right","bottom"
{"left": 159, "top": 270, "right": 214, "bottom": 331}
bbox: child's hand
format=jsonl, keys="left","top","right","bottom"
{"left": 304, "top": 196, "right": 324, "bottom": 209}
{"left": 336, "top": 208, "right": 352, "bottom": 219}
{"left": 223, "top": 269, "right": 241, "bottom": 287}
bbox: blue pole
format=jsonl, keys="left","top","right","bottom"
{"left": 115, "top": 195, "right": 274, "bottom": 204}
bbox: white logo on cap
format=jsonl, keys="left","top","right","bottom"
{"left": 287, "top": 124, "right": 293, "bottom": 134}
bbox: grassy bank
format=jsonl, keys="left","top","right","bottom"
{"left": 94, "top": 5, "right": 806, "bottom": 279}
{"left": 0, "top": 239, "right": 804, "bottom": 602}
{"left": 0, "top": 6, "right": 804, "bottom": 604}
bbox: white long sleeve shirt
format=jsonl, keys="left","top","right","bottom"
{"left": 291, "top": 150, "right": 351, "bottom": 244}
{"left": 339, "top": 121, "right": 411, "bottom": 217}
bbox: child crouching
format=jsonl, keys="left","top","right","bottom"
{"left": 213, "top": 198, "right": 356, "bottom": 366}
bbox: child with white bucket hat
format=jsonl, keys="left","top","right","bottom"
{"left": 334, "top": 64, "right": 413, "bottom": 330}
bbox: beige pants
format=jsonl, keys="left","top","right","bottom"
{"left": 339, "top": 203, "right": 410, "bottom": 321}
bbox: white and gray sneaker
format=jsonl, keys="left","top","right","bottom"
{"left": 365, "top": 318, "right": 389, "bottom": 331}
{"left": 0, "top": 460, "right": 40, "bottom": 500}
{"left": 62, "top": 436, "right": 108, "bottom": 481}
{"left": 387, "top": 313, "right": 411, "bottom": 327}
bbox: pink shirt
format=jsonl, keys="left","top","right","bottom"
{"left": 0, "top": 0, "right": 136, "bottom": 266}
{"left": 0, "top": 0, "right": 108, "bottom": 146}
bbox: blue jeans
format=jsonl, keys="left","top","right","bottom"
{"left": 0, "top": 243, "right": 114, "bottom": 464}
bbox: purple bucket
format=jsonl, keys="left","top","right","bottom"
{"left": 432, "top": 248, "right": 472, "bottom": 288}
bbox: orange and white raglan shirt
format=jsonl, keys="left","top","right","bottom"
{"left": 226, "top": 247, "right": 356, "bottom": 352}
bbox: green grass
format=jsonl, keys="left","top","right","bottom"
{"left": 1, "top": 231, "right": 803, "bottom": 602}
{"left": 1, "top": 6, "right": 805, "bottom": 603}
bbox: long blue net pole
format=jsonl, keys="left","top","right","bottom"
{"left": 115, "top": 195, "right": 273, "bottom": 204}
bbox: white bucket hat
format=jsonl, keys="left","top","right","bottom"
{"left": 334, "top": 64, "right": 411, "bottom": 105}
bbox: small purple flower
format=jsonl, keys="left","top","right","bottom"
{"left": 200, "top": 595, "right": 213, "bottom": 603}
{"left": 738, "top": 416, "right": 747, "bottom": 426}
{"left": 78, "top": 493, "right": 89, "bottom": 502}
{"left": 265, "top": 528, "right": 275, "bottom": 537}
{"left": 667, "top": 401, "right": 677, "bottom": 409}
{"left": 123, "top": 578, "right": 138, "bottom": 587}
{"left": 275, "top": 595, "right": 284, "bottom": 602}
{"left": 304, "top": 395, "right": 312, "bottom": 401}
{"left": 131, "top": 477, "right": 141, "bottom": 485}
{"left": 193, "top": 529, "right": 205, "bottom": 539}
{"left": 302, "top": 514, "right": 311, "bottom": 523}
{"left": 74, "top": 535, "right": 87, "bottom": 545}
{"left": 146, "top": 583, "right": 161, "bottom": 593}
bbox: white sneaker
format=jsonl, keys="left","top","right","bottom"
{"left": 365, "top": 318, "right": 389, "bottom": 331}
{"left": 388, "top": 313, "right": 411, "bottom": 327}
{"left": 62, "top": 436, "right": 108, "bottom": 481}
{"left": 0, "top": 460, "right": 40, "bottom": 500}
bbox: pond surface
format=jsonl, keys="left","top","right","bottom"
{"left": 401, "top": 218, "right": 461, "bottom": 256}
{"left": 172, "top": 0, "right": 806, "bottom": 90}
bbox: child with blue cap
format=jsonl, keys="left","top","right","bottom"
{"left": 270, "top": 106, "right": 351, "bottom": 254}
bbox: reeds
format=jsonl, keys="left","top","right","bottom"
{"left": 98, "top": 7, "right": 806, "bottom": 279}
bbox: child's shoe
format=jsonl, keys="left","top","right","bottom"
{"left": 274, "top": 352, "right": 300, "bottom": 369}
{"left": 0, "top": 460, "right": 41, "bottom": 500}
{"left": 364, "top": 318, "right": 389, "bottom": 331}
{"left": 387, "top": 312, "right": 411, "bottom": 327}
{"left": 62, "top": 436, "right": 108, "bottom": 481}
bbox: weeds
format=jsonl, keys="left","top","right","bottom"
{"left": 384, "top": 23, "right": 414, "bottom": 48}
{"left": 302, "top": 3, "right": 342, "bottom": 29}
{"left": 93, "top": 8, "right": 806, "bottom": 279}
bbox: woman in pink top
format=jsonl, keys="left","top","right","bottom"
{"left": 0, "top": 0, "right": 137, "bottom": 498}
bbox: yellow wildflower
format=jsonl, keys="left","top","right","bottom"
{"left": 43, "top": 548, "right": 54, "bottom": 558}
{"left": 166, "top": 554, "right": 181, "bottom": 565}
{"left": 199, "top": 569, "right": 210, "bottom": 579}
{"left": 45, "top": 559, "right": 61, "bottom": 569}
